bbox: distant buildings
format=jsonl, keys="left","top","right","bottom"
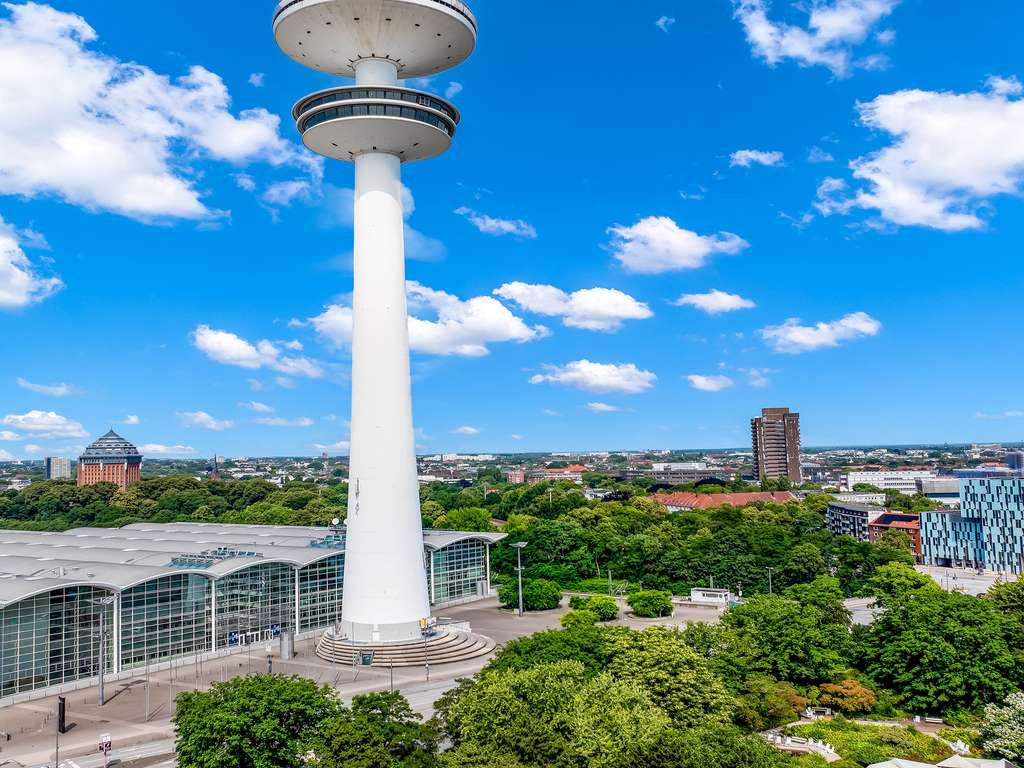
{"left": 826, "top": 500, "right": 885, "bottom": 542}
{"left": 530, "top": 464, "right": 588, "bottom": 484}
{"left": 845, "top": 470, "right": 935, "bottom": 495}
{"left": 1007, "top": 451, "right": 1024, "bottom": 471}
{"left": 921, "top": 478, "right": 1024, "bottom": 573}
{"left": 77, "top": 430, "right": 143, "bottom": 489}
{"left": 44, "top": 456, "right": 72, "bottom": 481}
{"left": 916, "top": 478, "right": 960, "bottom": 507}
{"left": 751, "top": 408, "right": 802, "bottom": 485}
{"left": 653, "top": 491, "right": 795, "bottom": 512}
{"left": 868, "top": 512, "right": 923, "bottom": 561}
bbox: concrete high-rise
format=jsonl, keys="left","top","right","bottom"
{"left": 273, "top": 0, "right": 475, "bottom": 642}
{"left": 751, "top": 408, "right": 802, "bottom": 485}
{"left": 44, "top": 456, "right": 72, "bottom": 481}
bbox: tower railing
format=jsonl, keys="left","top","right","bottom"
{"left": 273, "top": 0, "right": 477, "bottom": 32}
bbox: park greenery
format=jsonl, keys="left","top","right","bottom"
{"left": 786, "top": 719, "right": 952, "bottom": 766}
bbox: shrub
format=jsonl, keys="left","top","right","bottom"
{"left": 569, "top": 595, "right": 588, "bottom": 611}
{"left": 819, "top": 679, "right": 878, "bottom": 714}
{"left": 561, "top": 610, "right": 599, "bottom": 629}
{"left": 499, "top": 578, "right": 562, "bottom": 611}
{"left": 584, "top": 595, "right": 620, "bottom": 622}
{"left": 786, "top": 719, "right": 952, "bottom": 766}
{"left": 628, "top": 590, "right": 674, "bottom": 618}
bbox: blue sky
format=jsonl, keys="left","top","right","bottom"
{"left": 2, "top": 0, "right": 1023, "bottom": 460}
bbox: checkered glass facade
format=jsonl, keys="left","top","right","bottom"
{"left": 214, "top": 562, "right": 295, "bottom": 648}
{"left": 431, "top": 539, "right": 487, "bottom": 604}
{"left": 120, "top": 574, "right": 212, "bottom": 670}
{"left": 298, "top": 555, "right": 344, "bottom": 632}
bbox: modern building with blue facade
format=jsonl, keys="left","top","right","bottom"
{"left": 921, "top": 479, "right": 1024, "bottom": 572}
{"left": 0, "top": 522, "right": 503, "bottom": 705}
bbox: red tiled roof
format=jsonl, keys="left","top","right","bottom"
{"left": 545, "top": 464, "right": 588, "bottom": 474}
{"left": 652, "top": 491, "right": 796, "bottom": 509}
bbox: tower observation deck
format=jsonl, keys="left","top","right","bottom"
{"left": 273, "top": 0, "right": 476, "bottom": 643}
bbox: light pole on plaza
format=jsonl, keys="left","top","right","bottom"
{"left": 511, "top": 542, "right": 528, "bottom": 617}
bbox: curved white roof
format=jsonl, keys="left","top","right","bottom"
{"left": 0, "top": 522, "right": 504, "bottom": 608}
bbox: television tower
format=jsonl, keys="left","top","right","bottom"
{"left": 274, "top": 0, "right": 475, "bottom": 642}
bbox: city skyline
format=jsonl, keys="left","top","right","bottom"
{"left": 2, "top": 1, "right": 1024, "bottom": 460}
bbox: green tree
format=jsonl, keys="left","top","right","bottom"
{"left": 308, "top": 692, "right": 437, "bottom": 768}
{"left": 174, "top": 675, "right": 340, "bottom": 768}
{"left": 498, "top": 578, "right": 562, "bottom": 611}
{"left": 781, "top": 542, "right": 827, "bottom": 586}
{"left": 583, "top": 595, "right": 619, "bottom": 622}
{"left": 982, "top": 691, "right": 1024, "bottom": 761}
{"left": 627, "top": 590, "right": 673, "bottom": 618}
{"left": 605, "top": 627, "right": 734, "bottom": 727}
{"left": 483, "top": 627, "right": 615, "bottom": 677}
{"left": 434, "top": 507, "right": 494, "bottom": 532}
{"left": 639, "top": 725, "right": 791, "bottom": 768}
{"left": 987, "top": 578, "right": 1024, "bottom": 627}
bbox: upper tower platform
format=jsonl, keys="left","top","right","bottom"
{"left": 274, "top": 0, "right": 476, "bottom": 79}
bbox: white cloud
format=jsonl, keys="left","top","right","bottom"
{"left": 607, "top": 216, "right": 748, "bottom": 274}
{"left": 730, "top": 149, "right": 784, "bottom": 167}
{"left": 274, "top": 377, "right": 295, "bottom": 389}
{"left": 0, "top": 2, "right": 319, "bottom": 222}
{"left": 192, "top": 325, "right": 324, "bottom": 378}
{"left": 816, "top": 82, "right": 1024, "bottom": 230}
{"left": 494, "top": 282, "right": 653, "bottom": 332}
{"left": 740, "top": 368, "right": 776, "bottom": 388}
{"left": 452, "top": 426, "right": 480, "bottom": 435}
{"left": 986, "top": 75, "right": 1023, "bottom": 98}
{"left": 16, "top": 377, "right": 79, "bottom": 396}
{"left": 0, "top": 449, "right": 14, "bottom": 460}
{"left": 542, "top": 409, "right": 561, "bottom": 417}
{"left": 141, "top": 443, "right": 196, "bottom": 455}
{"left": 586, "top": 402, "right": 622, "bottom": 413}
{"left": 444, "top": 82, "right": 463, "bottom": 99}
{"left": 0, "top": 431, "right": 21, "bottom": 441}
{"left": 687, "top": 374, "right": 735, "bottom": 392}
{"left": 308, "top": 282, "right": 547, "bottom": 357}
{"left": 248, "top": 72, "right": 265, "bottom": 88}
{"left": 314, "top": 440, "right": 350, "bottom": 453}
{"left": 234, "top": 173, "right": 256, "bottom": 192}
{"left": 975, "top": 410, "right": 1024, "bottom": 420}
{"left": 23, "top": 443, "right": 43, "bottom": 454}
{"left": 239, "top": 401, "right": 274, "bottom": 413}
{"left": 675, "top": 289, "right": 756, "bottom": 315}
{"left": 530, "top": 360, "right": 656, "bottom": 394}
{"left": 1, "top": 410, "right": 86, "bottom": 438}
{"left": 733, "top": 0, "right": 900, "bottom": 77}
{"left": 248, "top": 378, "right": 265, "bottom": 392}
{"left": 510, "top": 434, "right": 525, "bottom": 440}
{"left": 808, "top": 146, "right": 835, "bottom": 163}
{"left": 655, "top": 16, "right": 676, "bottom": 33}
{"left": 254, "top": 416, "right": 314, "bottom": 427}
{"left": 0, "top": 217, "right": 62, "bottom": 310}
{"left": 262, "top": 179, "right": 313, "bottom": 208}
{"left": 454, "top": 206, "right": 537, "bottom": 239}
{"left": 760, "top": 311, "right": 881, "bottom": 353}
{"left": 121, "top": 415, "right": 140, "bottom": 425}
{"left": 177, "top": 411, "right": 233, "bottom": 431}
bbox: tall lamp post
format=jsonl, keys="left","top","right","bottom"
{"left": 90, "top": 595, "right": 116, "bottom": 706}
{"left": 511, "top": 542, "right": 528, "bottom": 617}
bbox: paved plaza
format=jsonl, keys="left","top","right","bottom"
{"left": 0, "top": 597, "right": 722, "bottom": 767}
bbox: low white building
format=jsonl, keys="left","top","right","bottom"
{"left": 846, "top": 470, "right": 936, "bottom": 495}
{"left": 690, "top": 587, "right": 734, "bottom": 605}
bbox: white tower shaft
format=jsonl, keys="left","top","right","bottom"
{"left": 341, "top": 60, "right": 430, "bottom": 643}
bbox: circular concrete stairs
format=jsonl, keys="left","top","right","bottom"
{"left": 315, "top": 628, "right": 496, "bottom": 667}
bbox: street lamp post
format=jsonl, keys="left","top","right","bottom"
{"left": 511, "top": 542, "right": 528, "bottom": 617}
{"left": 90, "top": 595, "right": 116, "bottom": 706}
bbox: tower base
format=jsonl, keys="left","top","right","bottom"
{"left": 337, "top": 618, "right": 426, "bottom": 644}
{"left": 316, "top": 626, "right": 495, "bottom": 667}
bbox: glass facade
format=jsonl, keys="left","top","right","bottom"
{"left": 120, "top": 574, "right": 212, "bottom": 670}
{"left": 431, "top": 539, "right": 488, "bottom": 604}
{"left": 300, "top": 103, "right": 455, "bottom": 136}
{"left": 214, "top": 562, "right": 295, "bottom": 649}
{"left": 1, "top": 586, "right": 113, "bottom": 698}
{"left": 298, "top": 555, "right": 344, "bottom": 632}
{"left": 299, "top": 88, "right": 458, "bottom": 121}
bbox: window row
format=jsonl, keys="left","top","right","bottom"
{"left": 300, "top": 89, "right": 457, "bottom": 121}
{"left": 301, "top": 104, "right": 454, "bottom": 137}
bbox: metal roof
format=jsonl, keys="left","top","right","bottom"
{"left": 0, "top": 522, "right": 504, "bottom": 608}
{"left": 80, "top": 429, "right": 143, "bottom": 461}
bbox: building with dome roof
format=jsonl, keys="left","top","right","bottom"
{"left": 77, "top": 430, "right": 143, "bottom": 489}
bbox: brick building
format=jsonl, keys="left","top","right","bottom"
{"left": 77, "top": 430, "right": 143, "bottom": 489}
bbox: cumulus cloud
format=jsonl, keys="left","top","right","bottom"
{"left": 687, "top": 374, "right": 735, "bottom": 392}
{"left": 122, "top": 415, "right": 141, "bottom": 425}
{"left": 1, "top": 410, "right": 87, "bottom": 438}
{"left": 0, "top": 217, "right": 62, "bottom": 310}
{"left": 815, "top": 81, "right": 1024, "bottom": 230}
{"left": 675, "top": 289, "right": 756, "bottom": 315}
{"left": 444, "top": 82, "right": 463, "bottom": 99}
{"left": 740, "top": 368, "right": 776, "bottom": 387}
{"left": 0, "top": 449, "right": 15, "bottom": 460}
{"left": 975, "top": 410, "right": 1024, "bottom": 420}
{"left": 307, "top": 281, "right": 548, "bottom": 357}
{"left": 0, "top": 2, "right": 319, "bottom": 221}
{"left": 454, "top": 206, "right": 537, "bottom": 239}
{"left": 0, "top": 431, "right": 22, "bottom": 441}
{"left": 530, "top": 360, "right": 656, "bottom": 394}
{"left": 239, "top": 401, "right": 274, "bottom": 413}
{"left": 141, "top": 443, "right": 196, "bottom": 455}
{"left": 494, "top": 282, "right": 653, "bottom": 332}
{"left": 248, "top": 72, "right": 265, "bottom": 88}
{"left": 730, "top": 149, "right": 784, "bottom": 167}
{"left": 177, "top": 411, "right": 233, "bottom": 431}
{"left": 760, "top": 311, "right": 881, "bottom": 353}
{"left": 192, "top": 325, "right": 324, "bottom": 378}
{"left": 262, "top": 179, "right": 313, "bottom": 208}
{"left": 655, "top": 15, "right": 676, "bottom": 33}
{"left": 733, "top": 0, "right": 900, "bottom": 77}
{"left": 314, "top": 440, "right": 350, "bottom": 453}
{"left": 586, "top": 402, "right": 622, "bottom": 413}
{"left": 607, "top": 216, "right": 748, "bottom": 274}
{"left": 808, "top": 146, "right": 835, "bottom": 163}
{"left": 254, "top": 416, "right": 314, "bottom": 427}
{"left": 451, "top": 426, "right": 480, "bottom": 435}
{"left": 16, "top": 377, "right": 79, "bottom": 396}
